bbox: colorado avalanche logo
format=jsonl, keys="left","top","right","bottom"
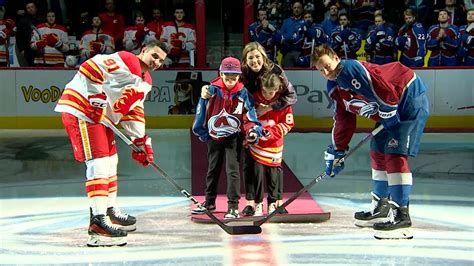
{"left": 343, "top": 99, "right": 379, "bottom": 118}
{"left": 208, "top": 109, "right": 241, "bottom": 139}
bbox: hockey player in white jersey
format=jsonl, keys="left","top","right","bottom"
{"left": 30, "top": 10, "right": 69, "bottom": 66}
{"left": 54, "top": 40, "right": 167, "bottom": 247}
{"left": 123, "top": 13, "right": 157, "bottom": 55}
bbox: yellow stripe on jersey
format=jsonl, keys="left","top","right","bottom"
{"left": 79, "top": 120, "right": 92, "bottom": 161}
{"left": 57, "top": 99, "right": 87, "bottom": 113}
{"left": 79, "top": 60, "right": 104, "bottom": 84}
{"left": 253, "top": 144, "right": 283, "bottom": 153}
{"left": 121, "top": 115, "right": 145, "bottom": 123}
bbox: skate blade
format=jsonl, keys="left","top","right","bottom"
{"left": 354, "top": 217, "right": 390, "bottom": 228}
{"left": 116, "top": 224, "right": 137, "bottom": 232}
{"left": 87, "top": 234, "right": 127, "bottom": 247}
{"left": 374, "top": 228, "right": 413, "bottom": 240}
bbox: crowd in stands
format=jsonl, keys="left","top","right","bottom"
{"left": 0, "top": 0, "right": 473, "bottom": 68}
{"left": 0, "top": 0, "right": 195, "bottom": 68}
{"left": 250, "top": 0, "right": 474, "bottom": 67}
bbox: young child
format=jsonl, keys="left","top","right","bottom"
{"left": 242, "top": 72, "right": 294, "bottom": 216}
{"left": 192, "top": 57, "right": 262, "bottom": 219}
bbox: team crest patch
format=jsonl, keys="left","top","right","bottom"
{"left": 388, "top": 138, "right": 399, "bottom": 148}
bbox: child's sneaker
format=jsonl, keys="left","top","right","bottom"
{"left": 224, "top": 207, "right": 239, "bottom": 219}
{"left": 268, "top": 202, "right": 277, "bottom": 214}
{"left": 242, "top": 205, "right": 255, "bottom": 216}
{"left": 191, "top": 201, "right": 216, "bottom": 214}
{"left": 253, "top": 202, "right": 264, "bottom": 216}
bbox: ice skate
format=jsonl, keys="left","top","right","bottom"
{"left": 107, "top": 207, "right": 137, "bottom": 232}
{"left": 373, "top": 201, "right": 413, "bottom": 240}
{"left": 354, "top": 192, "right": 391, "bottom": 227}
{"left": 87, "top": 214, "right": 127, "bottom": 247}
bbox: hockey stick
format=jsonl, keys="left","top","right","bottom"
{"left": 253, "top": 124, "right": 384, "bottom": 226}
{"left": 102, "top": 119, "right": 262, "bottom": 235}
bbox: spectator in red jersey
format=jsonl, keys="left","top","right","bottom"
{"left": 99, "top": 0, "right": 125, "bottom": 50}
{"left": 146, "top": 8, "right": 164, "bottom": 41}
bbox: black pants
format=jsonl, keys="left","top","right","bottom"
{"left": 205, "top": 134, "right": 242, "bottom": 209}
{"left": 244, "top": 149, "right": 283, "bottom": 204}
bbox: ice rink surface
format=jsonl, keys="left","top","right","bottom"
{"left": 0, "top": 129, "right": 473, "bottom": 265}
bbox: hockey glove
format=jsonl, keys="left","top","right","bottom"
{"left": 87, "top": 92, "right": 108, "bottom": 124}
{"left": 45, "top": 33, "right": 61, "bottom": 47}
{"left": 35, "top": 39, "right": 47, "bottom": 50}
{"left": 380, "top": 110, "right": 400, "bottom": 130}
{"left": 0, "top": 29, "right": 9, "bottom": 45}
{"left": 135, "top": 23, "right": 146, "bottom": 41}
{"left": 324, "top": 145, "right": 345, "bottom": 177}
{"left": 132, "top": 135, "right": 154, "bottom": 167}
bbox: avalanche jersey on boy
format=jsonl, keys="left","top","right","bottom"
{"left": 327, "top": 60, "right": 425, "bottom": 151}
{"left": 54, "top": 51, "right": 152, "bottom": 138}
{"left": 192, "top": 77, "right": 261, "bottom": 142}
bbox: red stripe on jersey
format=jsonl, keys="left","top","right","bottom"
{"left": 79, "top": 60, "right": 104, "bottom": 84}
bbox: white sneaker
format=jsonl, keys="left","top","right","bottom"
{"left": 254, "top": 202, "right": 263, "bottom": 216}
{"left": 268, "top": 202, "right": 277, "bottom": 214}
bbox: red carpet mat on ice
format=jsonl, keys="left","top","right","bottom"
{"left": 190, "top": 133, "right": 330, "bottom": 223}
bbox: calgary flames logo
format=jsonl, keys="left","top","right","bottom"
{"left": 208, "top": 109, "right": 241, "bottom": 139}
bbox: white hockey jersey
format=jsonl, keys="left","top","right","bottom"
{"left": 54, "top": 51, "right": 152, "bottom": 138}
{"left": 123, "top": 25, "right": 157, "bottom": 55}
{"left": 0, "top": 19, "right": 16, "bottom": 64}
{"left": 30, "top": 23, "right": 69, "bottom": 65}
{"left": 80, "top": 30, "right": 115, "bottom": 61}
{"left": 160, "top": 21, "right": 196, "bottom": 65}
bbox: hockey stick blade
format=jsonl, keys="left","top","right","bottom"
{"left": 253, "top": 125, "right": 384, "bottom": 227}
{"left": 102, "top": 119, "right": 262, "bottom": 235}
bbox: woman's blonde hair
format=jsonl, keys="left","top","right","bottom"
{"left": 241, "top": 42, "right": 273, "bottom": 77}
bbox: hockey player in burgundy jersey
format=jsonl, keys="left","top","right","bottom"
{"left": 312, "top": 44, "right": 429, "bottom": 239}
{"left": 426, "top": 10, "right": 460, "bottom": 66}
{"left": 54, "top": 41, "right": 168, "bottom": 247}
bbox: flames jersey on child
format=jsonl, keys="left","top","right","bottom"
{"left": 248, "top": 91, "right": 294, "bottom": 167}
{"left": 192, "top": 77, "right": 261, "bottom": 142}
{"left": 30, "top": 23, "right": 69, "bottom": 65}
{"left": 327, "top": 60, "right": 427, "bottom": 154}
{"left": 0, "top": 19, "right": 16, "bottom": 64}
{"left": 54, "top": 51, "right": 152, "bottom": 138}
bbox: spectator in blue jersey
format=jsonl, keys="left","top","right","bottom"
{"left": 280, "top": 0, "right": 305, "bottom": 67}
{"left": 365, "top": 14, "right": 396, "bottom": 65}
{"left": 330, "top": 13, "right": 361, "bottom": 59}
{"left": 395, "top": 9, "right": 427, "bottom": 67}
{"left": 458, "top": 8, "right": 474, "bottom": 65}
{"left": 312, "top": 44, "right": 429, "bottom": 240}
{"left": 192, "top": 57, "right": 262, "bottom": 220}
{"left": 295, "top": 11, "right": 329, "bottom": 67}
{"left": 427, "top": 9, "right": 460, "bottom": 66}
{"left": 248, "top": 7, "right": 281, "bottom": 62}
{"left": 322, "top": 4, "right": 340, "bottom": 36}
